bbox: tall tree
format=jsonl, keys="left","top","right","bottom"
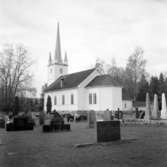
{"left": 107, "top": 58, "right": 125, "bottom": 85}
{"left": 136, "top": 74, "right": 149, "bottom": 101}
{"left": 159, "top": 73, "right": 166, "bottom": 94}
{"left": 46, "top": 95, "right": 52, "bottom": 114}
{"left": 13, "top": 96, "right": 19, "bottom": 116}
{"left": 149, "top": 76, "right": 159, "bottom": 101}
{"left": 126, "top": 47, "right": 146, "bottom": 100}
{"left": 0, "top": 44, "right": 33, "bottom": 112}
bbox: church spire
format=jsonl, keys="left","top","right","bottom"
{"left": 55, "top": 22, "right": 62, "bottom": 63}
{"left": 64, "top": 51, "right": 68, "bottom": 65}
{"left": 48, "top": 52, "right": 52, "bottom": 65}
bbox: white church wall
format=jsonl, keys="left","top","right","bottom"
{"left": 99, "top": 87, "right": 114, "bottom": 110}
{"left": 111, "top": 87, "right": 122, "bottom": 110}
{"left": 86, "top": 86, "right": 122, "bottom": 111}
{"left": 77, "top": 68, "right": 101, "bottom": 110}
{"left": 44, "top": 88, "right": 78, "bottom": 112}
{"left": 122, "top": 100, "right": 133, "bottom": 111}
{"left": 86, "top": 88, "right": 100, "bottom": 111}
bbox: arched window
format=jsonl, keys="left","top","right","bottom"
{"left": 71, "top": 94, "right": 74, "bottom": 105}
{"left": 93, "top": 93, "right": 97, "bottom": 104}
{"left": 89, "top": 93, "right": 92, "bottom": 104}
{"left": 54, "top": 96, "right": 57, "bottom": 105}
{"left": 62, "top": 95, "right": 65, "bottom": 105}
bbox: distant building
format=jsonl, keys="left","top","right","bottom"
{"left": 44, "top": 23, "right": 123, "bottom": 113}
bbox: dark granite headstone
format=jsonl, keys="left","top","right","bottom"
{"left": 88, "top": 110, "right": 96, "bottom": 128}
{"left": 96, "top": 121, "right": 120, "bottom": 142}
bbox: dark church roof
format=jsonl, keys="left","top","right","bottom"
{"left": 44, "top": 68, "right": 95, "bottom": 92}
{"left": 86, "top": 75, "right": 122, "bottom": 87}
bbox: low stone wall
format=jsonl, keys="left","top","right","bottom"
{"left": 121, "top": 119, "right": 167, "bottom": 127}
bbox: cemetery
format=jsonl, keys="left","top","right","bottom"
{"left": 42, "top": 112, "right": 71, "bottom": 132}
{"left": 0, "top": 91, "right": 167, "bottom": 167}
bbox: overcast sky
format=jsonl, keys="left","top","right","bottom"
{"left": 0, "top": 0, "right": 167, "bottom": 96}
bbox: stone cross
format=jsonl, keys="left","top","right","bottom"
{"left": 88, "top": 110, "right": 96, "bottom": 128}
{"left": 152, "top": 94, "right": 159, "bottom": 119}
{"left": 161, "top": 93, "right": 167, "bottom": 119}
{"left": 145, "top": 92, "right": 151, "bottom": 121}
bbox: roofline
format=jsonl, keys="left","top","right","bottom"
{"left": 86, "top": 85, "right": 123, "bottom": 88}
{"left": 44, "top": 86, "right": 77, "bottom": 93}
{"left": 44, "top": 68, "right": 96, "bottom": 92}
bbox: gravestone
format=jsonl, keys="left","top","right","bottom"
{"left": 152, "top": 94, "right": 159, "bottom": 119}
{"left": 88, "top": 110, "right": 96, "bottom": 128}
{"left": 145, "top": 92, "right": 151, "bottom": 121}
{"left": 97, "top": 121, "right": 120, "bottom": 142}
{"left": 103, "top": 109, "right": 111, "bottom": 121}
{"left": 161, "top": 93, "right": 167, "bottom": 119}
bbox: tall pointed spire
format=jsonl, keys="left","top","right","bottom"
{"left": 64, "top": 51, "right": 68, "bottom": 65}
{"left": 48, "top": 52, "right": 52, "bottom": 65}
{"left": 55, "top": 22, "right": 62, "bottom": 63}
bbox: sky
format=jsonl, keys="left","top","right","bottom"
{"left": 0, "top": 0, "right": 167, "bottom": 97}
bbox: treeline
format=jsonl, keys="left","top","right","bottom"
{"left": 99, "top": 47, "right": 167, "bottom": 107}
{"left": 0, "top": 44, "right": 34, "bottom": 113}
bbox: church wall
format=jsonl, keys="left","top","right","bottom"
{"left": 44, "top": 88, "right": 78, "bottom": 112}
{"left": 122, "top": 100, "right": 133, "bottom": 111}
{"left": 77, "top": 68, "right": 101, "bottom": 110}
{"left": 111, "top": 87, "right": 123, "bottom": 110}
{"left": 86, "top": 87, "right": 100, "bottom": 111}
{"left": 86, "top": 86, "right": 122, "bottom": 111}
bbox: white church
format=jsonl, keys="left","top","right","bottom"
{"left": 44, "top": 24, "right": 124, "bottom": 113}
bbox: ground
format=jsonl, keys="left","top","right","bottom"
{"left": 0, "top": 122, "right": 167, "bottom": 167}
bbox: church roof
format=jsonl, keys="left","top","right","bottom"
{"left": 86, "top": 75, "right": 122, "bottom": 87}
{"left": 44, "top": 68, "right": 95, "bottom": 92}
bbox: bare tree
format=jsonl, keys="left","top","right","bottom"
{"left": 126, "top": 47, "right": 146, "bottom": 100}
{"left": 0, "top": 44, "right": 33, "bottom": 112}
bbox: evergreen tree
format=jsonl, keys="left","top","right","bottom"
{"left": 14, "top": 96, "right": 19, "bottom": 116}
{"left": 136, "top": 74, "right": 149, "bottom": 101}
{"left": 149, "top": 76, "right": 161, "bottom": 109}
{"left": 46, "top": 95, "right": 52, "bottom": 114}
{"left": 159, "top": 73, "right": 166, "bottom": 94}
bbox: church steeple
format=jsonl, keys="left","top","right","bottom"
{"left": 47, "top": 22, "right": 68, "bottom": 85}
{"left": 55, "top": 22, "right": 62, "bottom": 63}
{"left": 64, "top": 52, "right": 68, "bottom": 65}
{"left": 48, "top": 52, "right": 52, "bottom": 65}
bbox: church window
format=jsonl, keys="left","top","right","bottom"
{"left": 93, "top": 93, "right": 97, "bottom": 104}
{"left": 60, "top": 68, "right": 63, "bottom": 74}
{"left": 54, "top": 96, "right": 57, "bottom": 105}
{"left": 89, "top": 93, "right": 92, "bottom": 104}
{"left": 71, "top": 94, "right": 73, "bottom": 104}
{"left": 62, "top": 95, "right": 65, "bottom": 105}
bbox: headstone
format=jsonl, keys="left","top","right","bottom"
{"left": 97, "top": 121, "right": 120, "bottom": 142}
{"left": 88, "top": 110, "right": 96, "bottom": 128}
{"left": 152, "top": 94, "right": 159, "bottom": 119}
{"left": 161, "top": 93, "right": 167, "bottom": 119}
{"left": 145, "top": 92, "right": 151, "bottom": 121}
{"left": 103, "top": 109, "right": 111, "bottom": 121}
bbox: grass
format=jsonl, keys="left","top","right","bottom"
{"left": 0, "top": 122, "right": 167, "bottom": 167}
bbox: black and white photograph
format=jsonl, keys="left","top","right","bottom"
{"left": 0, "top": 0, "right": 167, "bottom": 166}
